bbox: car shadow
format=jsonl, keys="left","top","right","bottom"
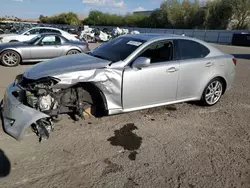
{"left": 232, "top": 54, "right": 250, "bottom": 60}
{"left": 0, "top": 149, "right": 11, "bottom": 177}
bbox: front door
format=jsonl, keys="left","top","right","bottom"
{"left": 122, "top": 41, "right": 179, "bottom": 110}
{"left": 30, "top": 35, "right": 63, "bottom": 59}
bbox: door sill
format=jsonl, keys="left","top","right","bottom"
{"left": 108, "top": 97, "right": 198, "bottom": 115}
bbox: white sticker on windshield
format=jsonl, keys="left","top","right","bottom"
{"left": 127, "top": 41, "right": 142, "bottom": 46}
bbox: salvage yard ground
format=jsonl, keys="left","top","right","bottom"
{"left": 0, "top": 44, "right": 250, "bottom": 188}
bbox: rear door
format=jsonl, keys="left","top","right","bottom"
{"left": 175, "top": 39, "right": 215, "bottom": 100}
{"left": 30, "top": 35, "right": 63, "bottom": 59}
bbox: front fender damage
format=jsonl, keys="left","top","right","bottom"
{"left": 1, "top": 67, "right": 123, "bottom": 141}
{"left": 53, "top": 68, "right": 123, "bottom": 110}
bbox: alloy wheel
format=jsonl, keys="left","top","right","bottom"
{"left": 2, "top": 51, "right": 19, "bottom": 66}
{"left": 205, "top": 80, "right": 223, "bottom": 105}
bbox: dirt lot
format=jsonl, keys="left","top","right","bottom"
{"left": 0, "top": 43, "right": 249, "bottom": 188}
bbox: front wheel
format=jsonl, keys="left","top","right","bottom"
{"left": 1, "top": 50, "right": 21, "bottom": 67}
{"left": 66, "top": 49, "right": 81, "bottom": 55}
{"left": 200, "top": 78, "right": 224, "bottom": 106}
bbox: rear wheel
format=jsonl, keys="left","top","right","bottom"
{"left": 66, "top": 49, "right": 81, "bottom": 55}
{"left": 1, "top": 50, "right": 21, "bottom": 67}
{"left": 200, "top": 78, "right": 224, "bottom": 106}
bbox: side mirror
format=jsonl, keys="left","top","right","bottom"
{"left": 25, "top": 31, "right": 30, "bottom": 36}
{"left": 132, "top": 57, "right": 150, "bottom": 69}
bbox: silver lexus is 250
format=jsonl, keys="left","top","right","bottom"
{"left": 1, "top": 34, "right": 236, "bottom": 141}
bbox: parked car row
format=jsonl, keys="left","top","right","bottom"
{"left": 79, "top": 26, "right": 140, "bottom": 43}
{"left": 0, "top": 26, "right": 79, "bottom": 43}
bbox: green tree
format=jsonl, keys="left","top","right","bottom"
{"left": 84, "top": 10, "right": 103, "bottom": 26}
{"left": 231, "top": 0, "right": 250, "bottom": 29}
{"left": 162, "top": 0, "right": 204, "bottom": 29}
{"left": 39, "top": 12, "right": 79, "bottom": 25}
{"left": 204, "top": 0, "right": 234, "bottom": 29}
{"left": 148, "top": 8, "right": 170, "bottom": 28}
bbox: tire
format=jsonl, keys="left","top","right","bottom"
{"left": 9, "top": 40, "right": 19, "bottom": 42}
{"left": 66, "top": 49, "right": 81, "bottom": 55}
{"left": 1, "top": 50, "right": 21, "bottom": 67}
{"left": 200, "top": 78, "right": 224, "bottom": 106}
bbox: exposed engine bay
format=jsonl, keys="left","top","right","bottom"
{"left": 16, "top": 75, "right": 93, "bottom": 141}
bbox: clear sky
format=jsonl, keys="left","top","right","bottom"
{"left": 0, "top": 0, "right": 165, "bottom": 18}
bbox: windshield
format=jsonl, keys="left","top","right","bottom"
{"left": 91, "top": 36, "right": 146, "bottom": 62}
{"left": 18, "top": 28, "right": 30, "bottom": 35}
{"left": 24, "top": 35, "right": 42, "bottom": 44}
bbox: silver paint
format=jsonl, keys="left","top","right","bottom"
{"left": 1, "top": 34, "right": 236, "bottom": 140}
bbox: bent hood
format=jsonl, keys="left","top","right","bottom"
{"left": 23, "top": 53, "right": 111, "bottom": 80}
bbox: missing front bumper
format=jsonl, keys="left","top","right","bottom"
{"left": 1, "top": 83, "right": 49, "bottom": 140}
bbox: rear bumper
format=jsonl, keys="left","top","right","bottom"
{"left": 225, "top": 70, "right": 236, "bottom": 91}
{"left": 1, "top": 83, "right": 49, "bottom": 140}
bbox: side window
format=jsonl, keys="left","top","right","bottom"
{"left": 50, "top": 29, "right": 61, "bottom": 34}
{"left": 138, "top": 41, "right": 173, "bottom": 64}
{"left": 40, "top": 36, "right": 61, "bottom": 45}
{"left": 40, "top": 29, "right": 48, "bottom": 33}
{"left": 39, "top": 29, "right": 61, "bottom": 34}
{"left": 177, "top": 39, "right": 210, "bottom": 60}
{"left": 27, "top": 29, "right": 40, "bottom": 35}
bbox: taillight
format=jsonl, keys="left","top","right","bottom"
{"left": 75, "top": 36, "right": 79, "bottom": 39}
{"left": 86, "top": 44, "right": 89, "bottom": 49}
{"left": 232, "top": 58, "right": 237, "bottom": 66}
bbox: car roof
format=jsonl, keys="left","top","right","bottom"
{"left": 35, "top": 33, "right": 68, "bottom": 40}
{"left": 122, "top": 33, "right": 214, "bottom": 47}
{"left": 122, "top": 33, "right": 181, "bottom": 41}
{"left": 29, "top": 26, "right": 62, "bottom": 31}
{"left": 121, "top": 33, "right": 224, "bottom": 55}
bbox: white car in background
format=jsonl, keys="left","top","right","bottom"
{"left": 0, "top": 27, "right": 79, "bottom": 43}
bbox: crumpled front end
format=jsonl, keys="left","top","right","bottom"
{"left": 1, "top": 66, "right": 123, "bottom": 141}
{"left": 1, "top": 82, "right": 50, "bottom": 140}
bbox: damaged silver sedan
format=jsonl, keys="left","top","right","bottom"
{"left": 1, "top": 34, "right": 236, "bottom": 141}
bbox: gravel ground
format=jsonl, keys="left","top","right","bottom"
{"left": 0, "top": 43, "right": 249, "bottom": 188}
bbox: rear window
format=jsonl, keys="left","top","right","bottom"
{"left": 177, "top": 39, "right": 210, "bottom": 60}
{"left": 91, "top": 37, "right": 146, "bottom": 62}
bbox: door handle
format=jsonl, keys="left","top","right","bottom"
{"left": 166, "top": 67, "right": 178, "bottom": 73}
{"left": 205, "top": 62, "right": 213, "bottom": 67}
